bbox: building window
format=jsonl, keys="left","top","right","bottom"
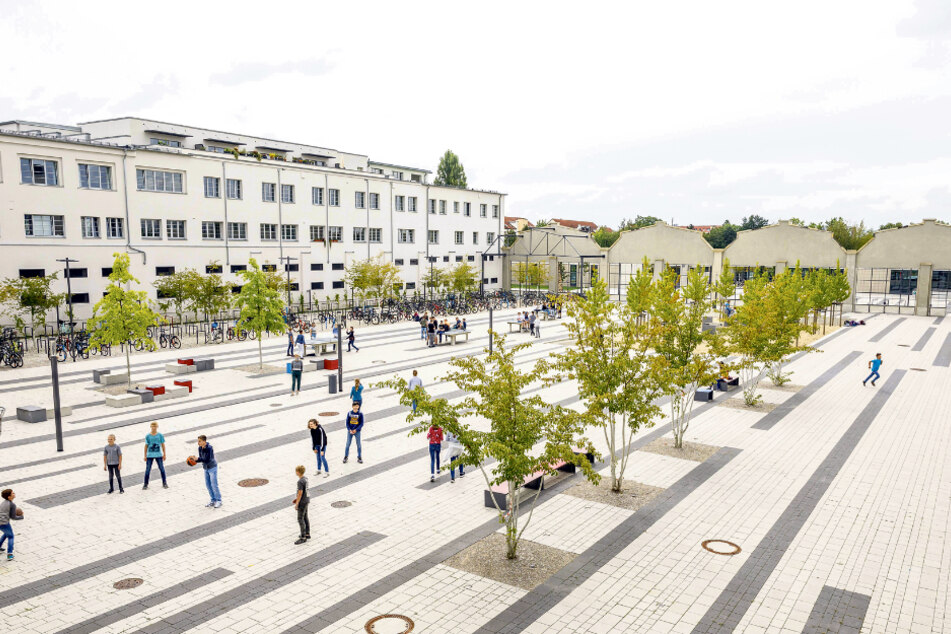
{"left": 206, "top": 263, "right": 223, "bottom": 274}
{"left": 405, "top": 282, "right": 416, "bottom": 290}
{"left": 487, "top": 231, "right": 495, "bottom": 244}
{"left": 79, "top": 164, "right": 111, "bottom": 190}
{"left": 355, "top": 191, "right": 365, "bottom": 208}
{"left": 231, "top": 285, "right": 242, "bottom": 293}
{"left": 443, "top": 256, "right": 450, "bottom": 262}
{"left": 141, "top": 219, "right": 162, "bottom": 239}
{"left": 149, "top": 138, "right": 181, "bottom": 147}
{"left": 467, "top": 255, "right": 475, "bottom": 262}
{"left": 492, "top": 204, "right": 499, "bottom": 218}
{"left": 428, "top": 230, "right": 439, "bottom": 245}
{"left": 311, "top": 263, "right": 324, "bottom": 271}
{"left": 81, "top": 216, "right": 100, "bottom": 238}
{"left": 312, "top": 187, "right": 324, "bottom": 205}
{"left": 228, "top": 222, "right": 247, "bottom": 240}
{"left": 440, "top": 200, "right": 447, "bottom": 215}
{"left": 284, "top": 263, "right": 299, "bottom": 272}
{"left": 410, "top": 258, "right": 419, "bottom": 266}
{"left": 369, "top": 193, "right": 380, "bottom": 209}
{"left": 64, "top": 267, "right": 87, "bottom": 279}
{"left": 331, "top": 263, "right": 344, "bottom": 271}
{"left": 472, "top": 231, "right": 479, "bottom": 245}
{"left": 454, "top": 201, "right": 460, "bottom": 214}
{"left": 136, "top": 168, "right": 183, "bottom": 193}
{"left": 455, "top": 255, "right": 463, "bottom": 262}
{"left": 226, "top": 178, "right": 242, "bottom": 199}
{"left": 20, "top": 158, "right": 59, "bottom": 186}
{"left": 69, "top": 293, "right": 90, "bottom": 304}
{"left": 281, "top": 224, "right": 298, "bottom": 241}
{"left": 24, "top": 214, "right": 64, "bottom": 237}
{"left": 491, "top": 277, "right": 498, "bottom": 284}
{"left": 455, "top": 231, "right": 464, "bottom": 245}
{"left": 101, "top": 267, "right": 113, "bottom": 277}
{"left": 281, "top": 184, "right": 295, "bottom": 203}
{"left": 204, "top": 176, "right": 220, "bottom": 198}
{"left": 310, "top": 225, "right": 325, "bottom": 242}
{"left": 332, "top": 280, "right": 345, "bottom": 289}
{"left": 230, "top": 264, "right": 247, "bottom": 273}
{"left": 262, "top": 264, "right": 277, "bottom": 272}
{"left": 353, "top": 227, "right": 366, "bottom": 242}
{"left": 369, "top": 227, "right": 382, "bottom": 243}
{"left": 398, "top": 228, "right": 415, "bottom": 244}
{"left": 202, "top": 221, "right": 223, "bottom": 240}
{"left": 328, "top": 226, "right": 343, "bottom": 242}
{"left": 370, "top": 167, "right": 383, "bottom": 175}
{"left": 19, "top": 269, "right": 46, "bottom": 278}
{"left": 329, "top": 189, "right": 340, "bottom": 206}
{"left": 428, "top": 199, "right": 436, "bottom": 214}
{"left": 310, "top": 282, "right": 324, "bottom": 290}
{"left": 167, "top": 220, "right": 186, "bottom": 240}
{"left": 107, "top": 217, "right": 124, "bottom": 239}
{"left": 262, "top": 182, "right": 276, "bottom": 202}
{"left": 395, "top": 258, "right": 404, "bottom": 266}
{"left": 261, "top": 223, "right": 278, "bottom": 241}
{"left": 409, "top": 196, "right": 417, "bottom": 212}
{"left": 155, "top": 266, "right": 175, "bottom": 276}
{"left": 394, "top": 195, "right": 404, "bottom": 211}
{"left": 480, "top": 203, "right": 487, "bottom": 218}
{"left": 392, "top": 170, "right": 404, "bottom": 180}
{"left": 464, "top": 202, "right": 471, "bottom": 217}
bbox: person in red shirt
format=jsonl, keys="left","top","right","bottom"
{"left": 427, "top": 424, "right": 443, "bottom": 482}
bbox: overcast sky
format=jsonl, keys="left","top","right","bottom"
{"left": 2, "top": 0, "right": 949, "bottom": 229}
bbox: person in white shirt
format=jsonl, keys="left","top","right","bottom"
{"left": 407, "top": 370, "right": 424, "bottom": 412}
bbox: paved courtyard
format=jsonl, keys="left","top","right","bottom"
{"left": 0, "top": 310, "right": 949, "bottom": 633}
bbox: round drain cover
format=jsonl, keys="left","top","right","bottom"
{"left": 270, "top": 403, "right": 282, "bottom": 407}
{"left": 701, "top": 539, "right": 742, "bottom": 556}
{"left": 365, "top": 614, "right": 414, "bottom": 634}
{"left": 113, "top": 578, "right": 144, "bottom": 590}
{"left": 331, "top": 500, "right": 352, "bottom": 508}
{"left": 319, "top": 411, "right": 339, "bottom": 417}
{"left": 372, "top": 360, "right": 386, "bottom": 364}
{"left": 238, "top": 478, "right": 269, "bottom": 487}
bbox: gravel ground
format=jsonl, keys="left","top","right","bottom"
{"left": 563, "top": 478, "right": 664, "bottom": 511}
{"left": 640, "top": 437, "right": 721, "bottom": 462}
{"left": 760, "top": 382, "right": 804, "bottom": 393}
{"left": 234, "top": 363, "right": 285, "bottom": 375}
{"left": 718, "top": 397, "right": 779, "bottom": 414}
{"left": 443, "top": 533, "right": 575, "bottom": 591}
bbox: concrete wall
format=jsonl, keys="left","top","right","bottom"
{"left": 607, "top": 222, "right": 714, "bottom": 268}
{"left": 724, "top": 221, "right": 848, "bottom": 269}
{"left": 855, "top": 219, "right": 951, "bottom": 269}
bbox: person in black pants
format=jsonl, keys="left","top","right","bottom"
{"left": 309, "top": 419, "right": 329, "bottom": 477}
{"left": 347, "top": 327, "right": 359, "bottom": 352}
{"left": 292, "top": 465, "right": 310, "bottom": 545}
{"left": 103, "top": 434, "right": 124, "bottom": 494}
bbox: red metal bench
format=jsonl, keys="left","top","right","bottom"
{"left": 177, "top": 358, "right": 194, "bottom": 365}
{"left": 173, "top": 379, "right": 193, "bottom": 393}
{"left": 145, "top": 385, "right": 165, "bottom": 396}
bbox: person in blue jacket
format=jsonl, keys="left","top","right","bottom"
{"left": 349, "top": 378, "right": 363, "bottom": 406}
{"left": 190, "top": 435, "right": 221, "bottom": 508}
{"left": 343, "top": 402, "right": 364, "bottom": 464}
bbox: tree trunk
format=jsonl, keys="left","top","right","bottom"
{"left": 670, "top": 387, "right": 695, "bottom": 449}
{"left": 258, "top": 336, "right": 264, "bottom": 369}
{"left": 126, "top": 344, "right": 132, "bottom": 387}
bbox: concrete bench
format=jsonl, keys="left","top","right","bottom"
{"left": 145, "top": 385, "right": 166, "bottom": 397}
{"left": 100, "top": 372, "right": 130, "bottom": 386}
{"left": 716, "top": 377, "right": 739, "bottom": 392}
{"left": 695, "top": 387, "right": 714, "bottom": 402}
{"left": 309, "top": 339, "right": 338, "bottom": 356}
{"left": 106, "top": 393, "right": 141, "bottom": 408}
{"left": 92, "top": 369, "right": 111, "bottom": 383}
{"left": 127, "top": 387, "right": 154, "bottom": 404}
{"left": 45, "top": 405, "right": 72, "bottom": 418}
{"left": 17, "top": 406, "right": 47, "bottom": 423}
{"left": 507, "top": 321, "right": 528, "bottom": 333}
{"left": 444, "top": 330, "right": 470, "bottom": 345}
{"left": 177, "top": 358, "right": 194, "bottom": 365}
{"left": 154, "top": 385, "right": 189, "bottom": 402}
{"left": 165, "top": 363, "right": 197, "bottom": 375}
{"left": 173, "top": 379, "right": 192, "bottom": 393}
{"left": 194, "top": 358, "right": 214, "bottom": 372}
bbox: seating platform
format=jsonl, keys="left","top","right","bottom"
{"left": 695, "top": 386, "right": 714, "bottom": 402}
{"left": 17, "top": 405, "right": 47, "bottom": 423}
{"left": 173, "top": 379, "right": 193, "bottom": 393}
{"left": 444, "top": 331, "right": 470, "bottom": 345}
{"left": 484, "top": 460, "right": 576, "bottom": 508}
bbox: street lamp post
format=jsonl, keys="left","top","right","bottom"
{"left": 279, "top": 255, "right": 297, "bottom": 308}
{"left": 57, "top": 257, "right": 79, "bottom": 332}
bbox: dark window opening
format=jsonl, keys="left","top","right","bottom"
{"left": 395, "top": 259, "right": 404, "bottom": 266}
{"left": 19, "top": 269, "right": 45, "bottom": 278}
{"left": 230, "top": 264, "right": 247, "bottom": 273}
{"left": 69, "top": 293, "right": 89, "bottom": 304}
{"left": 405, "top": 282, "right": 416, "bottom": 290}
{"left": 101, "top": 267, "right": 113, "bottom": 277}
{"left": 289, "top": 283, "right": 299, "bottom": 291}
{"left": 155, "top": 266, "right": 175, "bottom": 276}
{"left": 310, "top": 282, "right": 324, "bottom": 290}
{"left": 442, "top": 256, "right": 449, "bottom": 262}
{"left": 332, "top": 280, "right": 344, "bottom": 289}
{"left": 284, "top": 263, "right": 299, "bottom": 272}
{"left": 467, "top": 255, "right": 475, "bottom": 262}
{"left": 490, "top": 277, "right": 498, "bottom": 283}
{"left": 311, "top": 263, "right": 324, "bottom": 271}
{"left": 206, "top": 264, "right": 223, "bottom": 274}
{"left": 231, "top": 285, "right": 242, "bottom": 293}
{"left": 262, "top": 264, "right": 277, "bottom": 272}
{"left": 65, "top": 268, "right": 88, "bottom": 278}
{"left": 455, "top": 256, "right": 463, "bottom": 262}
{"left": 331, "top": 263, "right": 344, "bottom": 271}
{"left": 410, "top": 258, "right": 419, "bottom": 266}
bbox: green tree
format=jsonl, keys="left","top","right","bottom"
{"left": 740, "top": 214, "right": 769, "bottom": 231}
{"left": 447, "top": 262, "right": 479, "bottom": 295}
{"left": 504, "top": 229, "right": 518, "bottom": 247}
{"left": 592, "top": 226, "right": 621, "bottom": 248}
{"left": 234, "top": 258, "right": 287, "bottom": 368}
{"left": 619, "top": 215, "right": 662, "bottom": 230}
{"left": 185, "top": 265, "right": 233, "bottom": 327}
{"left": 558, "top": 278, "right": 661, "bottom": 492}
{"left": 650, "top": 265, "right": 722, "bottom": 448}
{"left": 878, "top": 222, "right": 904, "bottom": 230}
{"left": 712, "top": 258, "right": 735, "bottom": 319}
{"left": 703, "top": 222, "right": 738, "bottom": 248}
{"left": 422, "top": 265, "right": 447, "bottom": 296}
{"left": 822, "top": 217, "right": 874, "bottom": 250}
{"left": 534, "top": 218, "right": 551, "bottom": 227}
{"left": 434, "top": 150, "right": 467, "bottom": 188}
{"left": 153, "top": 271, "right": 191, "bottom": 323}
{"left": 513, "top": 262, "right": 547, "bottom": 289}
{"left": 345, "top": 255, "right": 401, "bottom": 302}
{"left": 380, "top": 335, "right": 595, "bottom": 559}
{"left": 0, "top": 273, "right": 64, "bottom": 336}
{"left": 89, "top": 253, "right": 159, "bottom": 386}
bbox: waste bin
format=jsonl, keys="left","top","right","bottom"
{"left": 329, "top": 374, "right": 338, "bottom": 394}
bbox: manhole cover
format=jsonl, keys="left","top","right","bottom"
{"left": 319, "top": 411, "right": 339, "bottom": 417}
{"left": 372, "top": 360, "right": 386, "bottom": 364}
{"left": 898, "top": 344, "right": 910, "bottom": 347}
{"left": 238, "top": 478, "right": 269, "bottom": 487}
{"left": 270, "top": 403, "right": 282, "bottom": 407}
{"left": 702, "top": 539, "right": 742, "bottom": 556}
{"left": 331, "top": 500, "right": 352, "bottom": 508}
{"left": 365, "top": 614, "right": 414, "bottom": 634}
{"left": 113, "top": 578, "right": 144, "bottom": 590}
{"left": 911, "top": 368, "right": 927, "bottom": 372}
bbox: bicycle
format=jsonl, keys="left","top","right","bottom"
{"left": 226, "top": 326, "right": 248, "bottom": 341}
{"left": 205, "top": 329, "right": 224, "bottom": 344}
{"left": 159, "top": 331, "right": 181, "bottom": 349}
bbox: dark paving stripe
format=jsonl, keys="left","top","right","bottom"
{"left": 131, "top": 532, "right": 384, "bottom": 634}
{"left": 54, "top": 567, "right": 234, "bottom": 634}
{"left": 933, "top": 333, "right": 951, "bottom": 367}
{"left": 933, "top": 316, "right": 945, "bottom": 325}
{"left": 689, "top": 370, "right": 905, "bottom": 633}
{"left": 473, "top": 447, "right": 741, "bottom": 634}
{"left": 911, "top": 327, "right": 937, "bottom": 352}
{"left": 0, "top": 462, "right": 94, "bottom": 487}
{"left": 801, "top": 585, "right": 871, "bottom": 634}
{"left": 868, "top": 317, "right": 905, "bottom": 342}
{"left": 752, "top": 351, "right": 862, "bottom": 431}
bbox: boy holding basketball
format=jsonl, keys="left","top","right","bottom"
{"left": 293, "top": 465, "right": 310, "bottom": 545}
{"left": 189, "top": 435, "right": 221, "bottom": 508}
{"left": 0, "top": 489, "right": 24, "bottom": 561}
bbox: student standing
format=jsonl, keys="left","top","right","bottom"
{"left": 427, "top": 424, "right": 443, "bottom": 482}
{"left": 143, "top": 422, "right": 168, "bottom": 490}
{"left": 529, "top": 312, "right": 537, "bottom": 336}
{"left": 190, "top": 435, "right": 221, "bottom": 508}
{"left": 408, "top": 370, "right": 423, "bottom": 412}
{"left": 295, "top": 329, "right": 305, "bottom": 356}
{"left": 343, "top": 402, "right": 364, "bottom": 464}
{"left": 290, "top": 354, "right": 303, "bottom": 396}
{"left": 293, "top": 465, "right": 310, "bottom": 545}
{"left": 445, "top": 431, "right": 465, "bottom": 483}
{"left": 309, "top": 419, "right": 329, "bottom": 477}
{"left": 350, "top": 378, "right": 363, "bottom": 406}
{"left": 286, "top": 329, "right": 295, "bottom": 356}
{"left": 863, "top": 353, "right": 883, "bottom": 387}
{"left": 0, "top": 489, "right": 24, "bottom": 560}
{"left": 420, "top": 315, "right": 428, "bottom": 340}
{"left": 427, "top": 319, "right": 437, "bottom": 347}
{"left": 103, "top": 434, "right": 124, "bottom": 494}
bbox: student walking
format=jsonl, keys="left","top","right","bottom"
{"left": 408, "top": 370, "right": 423, "bottom": 412}
{"left": 190, "top": 435, "right": 221, "bottom": 508}
{"left": 529, "top": 312, "right": 537, "bottom": 336}
{"left": 286, "top": 329, "right": 295, "bottom": 356}
{"left": 445, "top": 431, "right": 466, "bottom": 483}
{"left": 103, "top": 434, "right": 124, "bottom": 494}
{"left": 863, "top": 353, "right": 884, "bottom": 387}
{"left": 295, "top": 329, "right": 306, "bottom": 357}
{"left": 343, "top": 402, "right": 364, "bottom": 464}
{"left": 347, "top": 327, "right": 359, "bottom": 352}
{"left": 143, "top": 422, "right": 168, "bottom": 490}
{"left": 427, "top": 424, "right": 443, "bottom": 482}
{"left": 293, "top": 465, "right": 310, "bottom": 545}
{"left": 290, "top": 354, "right": 303, "bottom": 396}
{"left": 309, "top": 419, "right": 329, "bottom": 476}
{"left": 350, "top": 378, "right": 363, "bottom": 406}
{"left": 0, "top": 489, "right": 24, "bottom": 560}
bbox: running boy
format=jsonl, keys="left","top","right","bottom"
{"left": 143, "top": 422, "right": 168, "bottom": 489}
{"left": 0, "top": 489, "right": 24, "bottom": 561}
{"left": 293, "top": 465, "right": 310, "bottom": 545}
{"left": 103, "top": 434, "right": 124, "bottom": 494}
{"left": 863, "top": 353, "right": 883, "bottom": 387}
{"left": 343, "top": 402, "right": 364, "bottom": 464}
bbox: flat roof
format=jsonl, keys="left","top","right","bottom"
{"left": 368, "top": 160, "right": 432, "bottom": 174}
{"left": 0, "top": 119, "right": 82, "bottom": 132}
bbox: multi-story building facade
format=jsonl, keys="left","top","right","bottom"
{"left": 0, "top": 117, "right": 505, "bottom": 318}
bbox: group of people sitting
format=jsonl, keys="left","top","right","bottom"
{"left": 419, "top": 314, "right": 467, "bottom": 347}
{"left": 844, "top": 319, "right": 867, "bottom": 327}
{"left": 515, "top": 311, "right": 541, "bottom": 337}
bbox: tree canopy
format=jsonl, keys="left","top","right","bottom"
{"left": 0, "top": 272, "right": 64, "bottom": 335}
{"left": 740, "top": 214, "right": 769, "bottom": 231}
{"left": 235, "top": 258, "right": 287, "bottom": 368}
{"left": 703, "top": 221, "right": 739, "bottom": 248}
{"left": 434, "top": 150, "right": 467, "bottom": 188}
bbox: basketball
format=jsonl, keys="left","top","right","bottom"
{"left": 186, "top": 456, "right": 197, "bottom": 466}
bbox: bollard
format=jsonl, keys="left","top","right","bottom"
{"left": 329, "top": 374, "right": 338, "bottom": 394}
